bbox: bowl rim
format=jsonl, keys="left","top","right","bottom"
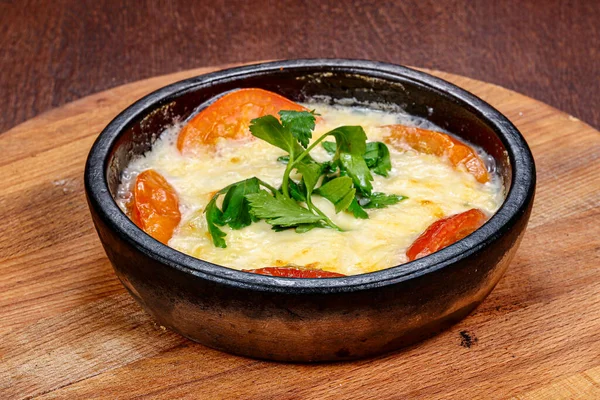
{"left": 85, "top": 58, "right": 536, "bottom": 294}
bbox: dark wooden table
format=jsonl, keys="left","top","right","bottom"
{"left": 1, "top": 0, "right": 598, "bottom": 134}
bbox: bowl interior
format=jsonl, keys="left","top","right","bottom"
{"left": 87, "top": 59, "right": 537, "bottom": 293}
{"left": 106, "top": 64, "right": 512, "bottom": 200}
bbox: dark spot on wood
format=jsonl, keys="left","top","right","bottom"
{"left": 335, "top": 348, "right": 350, "bottom": 358}
{"left": 459, "top": 330, "right": 478, "bottom": 348}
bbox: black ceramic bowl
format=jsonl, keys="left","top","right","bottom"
{"left": 85, "top": 59, "right": 535, "bottom": 362}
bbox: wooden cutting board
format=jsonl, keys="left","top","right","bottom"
{"left": 1, "top": 64, "right": 599, "bottom": 400}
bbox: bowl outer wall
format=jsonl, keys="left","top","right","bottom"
{"left": 84, "top": 59, "right": 535, "bottom": 361}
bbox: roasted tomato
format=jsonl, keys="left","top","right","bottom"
{"left": 384, "top": 125, "right": 490, "bottom": 183}
{"left": 131, "top": 169, "right": 181, "bottom": 244}
{"left": 244, "top": 267, "right": 346, "bottom": 278}
{"left": 177, "top": 88, "right": 310, "bottom": 152}
{"left": 406, "top": 209, "right": 488, "bottom": 261}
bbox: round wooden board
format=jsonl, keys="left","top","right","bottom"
{"left": 0, "top": 64, "right": 599, "bottom": 400}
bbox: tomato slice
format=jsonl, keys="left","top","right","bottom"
{"left": 177, "top": 88, "right": 310, "bottom": 152}
{"left": 384, "top": 125, "right": 490, "bottom": 183}
{"left": 244, "top": 267, "right": 346, "bottom": 278}
{"left": 406, "top": 209, "right": 488, "bottom": 261}
{"left": 131, "top": 170, "right": 181, "bottom": 244}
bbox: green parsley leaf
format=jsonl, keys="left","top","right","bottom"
{"left": 327, "top": 140, "right": 391, "bottom": 177}
{"left": 279, "top": 110, "right": 316, "bottom": 149}
{"left": 339, "top": 152, "right": 372, "bottom": 194}
{"left": 249, "top": 115, "right": 296, "bottom": 154}
{"left": 220, "top": 177, "right": 260, "bottom": 229}
{"left": 287, "top": 178, "right": 307, "bottom": 202}
{"left": 205, "top": 204, "right": 227, "bottom": 248}
{"left": 327, "top": 126, "right": 374, "bottom": 195}
{"left": 364, "top": 142, "right": 392, "bottom": 177}
{"left": 320, "top": 159, "right": 339, "bottom": 176}
{"left": 246, "top": 190, "right": 323, "bottom": 227}
{"left": 316, "top": 176, "right": 356, "bottom": 213}
{"left": 347, "top": 197, "right": 369, "bottom": 219}
{"left": 271, "top": 221, "right": 326, "bottom": 233}
{"left": 271, "top": 225, "right": 292, "bottom": 232}
{"left": 321, "top": 141, "right": 337, "bottom": 155}
{"left": 204, "top": 178, "right": 264, "bottom": 247}
{"left": 360, "top": 192, "right": 408, "bottom": 209}
{"left": 295, "top": 222, "right": 326, "bottom": 233}
{"left": 363, "top": 142, "right": 380, "bottom": 166}
{"left": 295, "top": 160, "right": 323, "bottom": 198}
{"left": 251, "top": 114, "right": 316, "bottom": 168}
{"left": 205, "top": 185, "right": 230, "bottom": 248}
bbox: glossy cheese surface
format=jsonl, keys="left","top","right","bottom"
{"left": 117, "top": 104, "right": 504, "bottom": 276}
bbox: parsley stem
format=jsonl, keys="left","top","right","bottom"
{"left": 256, "top": 179, "right": 278, "bottom": 195}
{"left": 281, "top": 151, "right": 295, "bottom": 199}
{"left": 288, "top": 132, "right": 343, "bottom": 231}
{"left": 292, "top": 132, "right": 331, "bottom": 168}
{"left": 306, "top": 197, "right": 343, "bottom": 231}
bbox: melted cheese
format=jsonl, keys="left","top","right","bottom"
{"left": 117, "top": 104, "right": 504, "bottom": 276}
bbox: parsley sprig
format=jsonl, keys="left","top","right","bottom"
{"left": 204, "top": 110, "right": 407, "bottom": 247}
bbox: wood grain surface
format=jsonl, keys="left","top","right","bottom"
{"left": 0, "top": 65, "right": 599, "bottom": 399}
{"left": 1, "top": 0, "right": 599, "bottom": 135}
